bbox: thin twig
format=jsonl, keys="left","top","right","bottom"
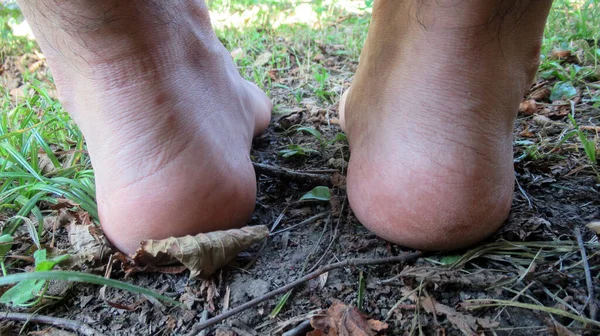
{"left": 282, "top": 320, "right": 312, "bottom": 336}
{"left": 188, "top": 251, "right": 424, "bottom": 334}
{"left": 0, "top": 312, "right": 105, "bottom": 336}
{"left": 270, "top": 211, "right": 328, "bottom": 236}
{"left": 253, "top": 162, "right": 331, "bottom": 186}
{"left": 575, "top": 228, "right": 597, "bottom": 321}
{"left": 307, "top": 196, "right": 346, "bottom": 273}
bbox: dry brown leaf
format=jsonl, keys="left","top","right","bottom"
{"left": 68, "top": 222, "right": 113, "bottom": 265}
{"left": 548, "top": 320, "right": 579, "bottom": 336}
{"left": 9, "top": 86, "right": 26, "bottom": 99}
{"left": 400, "top": 266, "right": 508, "bottom": 289}
{"left": 310, "top": 300, "right": 386, "bottom": 336}
{"left": 254, "top": 51, "right": 272, "bottom": 66}
{"left": 587, "top": 221, "right": 600, "bottom": 235}
{"left": 420, "top": 297, "right": 497, "bottom": 336}
{"left": 215, "top": 328, "right": 237, "bottom": 336}
{"left": 38, "top": 153, "right": 57, "bottom": 175}
{"left": 421, "top": 297, "right": 477, "bottom": 336}
{"left": 230, "top": 47, "right": 245, "bottom": 59}
{"left": 133, "top": 225, "right": 269, "bottom": 278}
{"left": 530, "top": 87, "right": 551, "bottom": 101}
{"left": 29, "top": 328, "right": 77, "bottom": 336}
{"left": 313, "top": 53, "right": 326, "bottom": 62}
{"left": 367, "top": 319, "right": 389, "bottom": 332}
{"left": 550, "top": 50, "right": 579, "bottom": 63}
{"left": 519, "top": 99, "right": 538, "bottom": 115}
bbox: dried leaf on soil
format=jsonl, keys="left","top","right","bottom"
{"left": 254, "top": 51, "right": 272, "bottom": 66}
{"left": 519, "top": 99, "right": 537, "bottom": 115}
{"left": 587, "top": 221, "right": 600, "bottom": 235}
{"left": 309, "top": 300, "right": 388, "bottom": 336}
{"left": 133, "top": 225, "right": 269, "bottom": 278}
{"left": 530, "top": 87, "right": 551, "bottom": 101}
{"left": 400, "top": 266, "right": 508, "bottom": 289}
{"left": 419, "top": 296, "right": 498, "bottom": 336}
{"left": 68, "top": 221, "right": 113, "bottom": 266}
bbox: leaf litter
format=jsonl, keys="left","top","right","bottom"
{"left": 132, "top": 225, "right": 269, "bottom": 278}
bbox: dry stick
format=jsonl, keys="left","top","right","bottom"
{"left": 253, "top": 162, "right": 331, "bottom": 186}
{"left": 189, "top": 251, "right": 423, "bottom": 334}
{"left": 0, "top": 312, "right": 105, "bottom": 336}
{"left": 575, "top": 228, "right": 597, "bottom": 321}
{"left": 282, "top": 320, "right": 312, "bottom": 336}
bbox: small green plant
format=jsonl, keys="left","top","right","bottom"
{"left": 568, "top": 111, "right": 598, "bottom": 180}
{"left": 279, "top": 144, "right": 318, "bottom": 158}
{"left": 296, "top": 126, "right": 347, "bottom": 149}
{"left": 357, "top": 270, "right": 366, "bottom": 311}
{"left": 300, "top": 186, "right": 331, "bottom": 201}
{"left": 0, "top": 234, "right": 13, "bottom": 276}
{"left": 312, "top": 67, "right": 333, "bottom": 102}
{"left": 0, "top": 249, "right": 70, "bottom": 307}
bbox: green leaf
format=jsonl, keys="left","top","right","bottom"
{"left": 269, "top": 290, "right": 292, "bottom": 318}
{"left": 333, "top": 132, "right": 347, "bottom": 142}
{"left": 550, "top": 82, "right": 577, "bottom": 101}
{"left": 0, "top": 271, "right": 181, "bottom": 306}
{"left": 357, "top": 270, "right": 366, "bottom": 311}
{"left": 300, "top": 186, "right": 331, "bottom": 201}
{"left": 0, "top": 279, "right": 45, "bottom": 306}
{"left": 0, "top": 234, "right": 13, "bottom": 258}
{"left": 36, "top": 254, "right": 70, "bottom": 272}
{"left": 279, "top": 144, "right": 318, "bottom": 158}
{"left": 297, "top": 127, "right": 323, "bottom": 141}
{"left": 0, "top": 142, "right": 44, "bottom": 181}
{"left": 33, "top": 248, "right": 47, "bottom": 264}
{"left": 440, "top": 254, "right": 461, "bottom": 265}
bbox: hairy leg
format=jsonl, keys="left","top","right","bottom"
{"left": 340, "top": 0, "right": 552, "bottom": 250}
{"left": 18, "top": 0, "right": 271, "bottom": 254}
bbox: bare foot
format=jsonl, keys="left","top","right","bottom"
{"left": 339, "top": 0, "right": 552, "bottom": 250}
{"left": 18, "top": 0, "right": 271, "bottom": 254}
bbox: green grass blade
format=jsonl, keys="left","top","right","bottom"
{"left": 0, "top": 143, "right": 44, "bottom": 181}
{"left": 0, "top": 271, "right": 182, "bottom": 307}
{"left": 269, "top": 290, "right": 292, "bottom": 318}
{"left": 357, "top": 269, "right": 366, "bottom": 311}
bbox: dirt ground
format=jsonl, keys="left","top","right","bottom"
{"left": 1, "top": 15, "right": 600, "bottom": 336}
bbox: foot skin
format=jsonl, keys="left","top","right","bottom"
{"left": 340, "top": 0, "right": 552, "bottom": 250}
{"left": 18, "top": 0, "right": 271, "bottom": 254}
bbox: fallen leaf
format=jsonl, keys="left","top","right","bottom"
{"left": 230, "top": 47, "right": 245, "bottom": 59}
{"left": 550, "top": 50, "right": 579, "bottom": 63}
{"left": 300, "top": 186, "right": 331, "bottom": 201}
{"left": 254, "top": 51, "right": 272, "bottom": 66}
{"left": 519, "top": 99, "right": 537, "bottom": 115}
{"left": 313, "top": 53, "right": 326, "bottom": 62}
{"left": 421, "top": 297, "right": 479, "bottom": 336}
{"left": 548, "top": 320, "right": 578, "bottom": 336}
{"left": 9, "top": 86, "right": 26, "bottom": 99}
{"left": 400, "top": 266, "right": 508, "bottom": 289}
{"left": 68, "top": 222, "right": 113, "bottom": 265}
{"left": 550, "top": 82, "right": 577, "bottom": 102}
{"left": 309, "top": 300, "right": 386, "bottom": 336}
{"left": 550, "top": 50, "right": 572, "bottom": 59}
{"left": 268, "top": 69, "right": 279, "bottom": 81}
{"left": 367, "top": 319, "right": 389, "bottom": 332}
{"left": 30, "top": 328, "right": 77, "bottom": 336}
{"left": 530, "top": 87, "right": 551, "bottom": 101}
{"left": 38, "top": 153, "right": 57, "bottom": 175}
{"left": 215, "top": 328, "right": 237, "bottom": 336}
{"left": 587, "top": 221, "right": 600, "bottom": 235}
{"left": 533, "top": 114, "right": 559, "bottom": 127}
{"left": 133, "top": 225, "right": 269, "bottom": 278}
{"left": 519, "top": 125, "right": 535, "bottom": 138}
